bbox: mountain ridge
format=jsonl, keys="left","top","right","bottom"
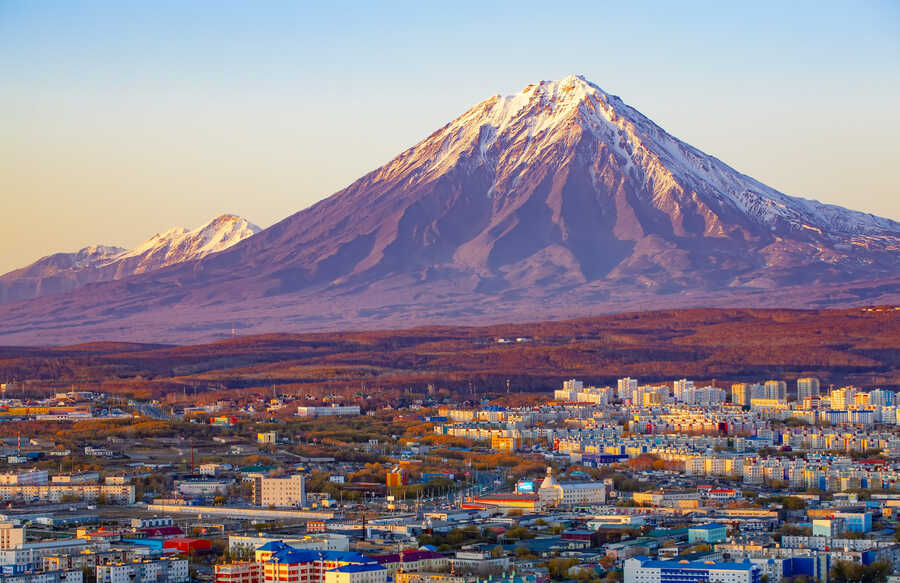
{"left": 0, "top": 76, "right": 897, "bottom": 344}
{"left": 0, "top": 213, "right": 260, "bottom": 303}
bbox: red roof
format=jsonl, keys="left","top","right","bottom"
{"left": 164, "top": 537, "right": 212, "bottom": 552}
{"left": 473, "top": 494, "right": 539, "bottom": 502}
{"left": 139, "top": 526, "right": 185, "bottom": 538}
{"left": 86, "top": 530, "right": 122, "bottom": 538}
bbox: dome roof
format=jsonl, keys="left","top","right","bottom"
{"left": 538, "top": 467, "right": 558, "bottom": 490}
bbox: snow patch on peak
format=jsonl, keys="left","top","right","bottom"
{"left": 112, "top": 214, "right": 261, "bottom": 272}
{"left": 0, "top": 214, "right": 261, "bottom": 303}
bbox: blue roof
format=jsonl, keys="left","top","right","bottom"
{"left": 331, "top": 564, "right": 386, "bottom": 573}
{"left": 121, "top": 538, "right": 164, "bottom": 549}
{"left": 257, "top": 541, "right": 292, "bottom": 552}
{"left": 634, "top": 557, "right": 755, "bottom": 571}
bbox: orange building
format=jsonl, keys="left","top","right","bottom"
{"left": 386, "top": 468, "right": 407, "bottom": 487}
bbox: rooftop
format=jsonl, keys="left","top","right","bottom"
{"left": 331, "top": 564, "right": 386, "bottom": 573}
{"left": 632, "top": 556, "right": 756, "bottom": 571}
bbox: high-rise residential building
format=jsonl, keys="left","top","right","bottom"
{"left": 797, "top": 377, "right": 821, "bottom": 400}
{"left": 563, "top": 379, "right": 584, "bottom": 392}
{"left": 554, "top": 379, "right": 585, "bottom": 401}
{"left": 617, "top": 378, "right": 638, "bottom": 400}
{"left": 673, "top": 379, "right": 694, "bottom": 402}
{"left": 869, "top": 389, "right": 894, "bottom": 407}
{"left": 731, "top": 383, "right": 751, "bottom": 406}
{"left": 830, "top": 386, "right": 857, "bottom": 410}
{"left": 763, "top": 380, "right": 787, "bottom": 401}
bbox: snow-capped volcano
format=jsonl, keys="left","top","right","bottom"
{"left": 0, "top": 76, "right": 896, "bottom": 343}
{"left": 0, "top": 214, "right": 260, "bottom": 303}
{"left": 393, "top": 74, "right": 896, "bottom": 243}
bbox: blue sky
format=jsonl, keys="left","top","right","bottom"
{"left": 1, "top": 0, "right": 898, "bottom": 272}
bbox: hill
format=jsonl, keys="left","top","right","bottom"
{"left": 2, "top": 308, "right": 896, "bottom": 400}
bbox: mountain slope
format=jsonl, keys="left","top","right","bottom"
{"left": 0, "top": 76, "right": 897, "bottom": 344}
{"left": 0, "top": 214, "right": 260, "bottom": 303}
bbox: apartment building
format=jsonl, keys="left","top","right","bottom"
{"left": 0, "top": 570, "right": 83, "bottom": 583}
{"left": 215, "top": 563, "right": 263, "bottom": 583}
{"left": 0, "top": 539, "right": 91, "bottom": 566}
{"left": 797, "top": 378, "right": 821, "bottom": 400}
{"left": 764, "top": 380, "right": 787, "bottom": 401}
{"left": 252, "top": 475, "right": 306, "bottom": 508}
{"left": 0, "top": 484, "right": 134, "bottom": 505}
{"left": 624, "top": 556, "right": 761, "bottom": 583}
{"left": 0, "top": 470, "right": 49, "bottom": 485}
{"left": 96, "top": 558, "right": 188, "bottom": 583}
{"left": 0, "top": 522, "right": 25, "bottom": 550}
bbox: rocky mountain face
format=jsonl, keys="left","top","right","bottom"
{"left": 0, "top": 76, "right": 897, "bottom": 344}
{"left": 0, "top": 214, "right": 260, "bottom": 303}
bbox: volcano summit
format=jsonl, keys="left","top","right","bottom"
{"left": 2, "top": 76, "right": 898, "bottom": 344}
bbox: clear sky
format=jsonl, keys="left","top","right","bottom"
{"left": 2, "top": 0, "right": 899, "bottom": 274}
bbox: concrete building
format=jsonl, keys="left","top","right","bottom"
{"left": 0, "top": 484, "right": 134, "bottom": 504}
{"left": 0, "top": 522, "right": 25, "bottom": 550}
{"left": 0, "top": 470, "right": 49, "bottom": 485}
{"left": 0, "top": 570, "right": 83, "bottom": 583}
{"left": 51, "top": 472, "right": 99, "bottom": 485}
{"left": 96, "top": 558, "right": 188, "bottom": 583}
{"left": 869, "top": 389, "right": 894, "bottom": 407}
{"left": 811, "top": 518, "right": 846, "bottom": 538}
{"left": 175, "top": 480, "right": 229, "bottom": 497}
{"left": 797, "top": 378, "right": 820, "bottom": 400}
{"left": 0, "top": 539, "right": 91, "bottom": 566}
{"left": 763, "top": 380, "right": 787, "bottom": 401}
{"left": 130, "top": 517, "right": 173, "bottom": 529}
{"left": 370, "top": 551, "right": 448, "bottom": 575}
{"left": 228, "top": 534, "right": 349, "bottom": 558}
{"left": 448, "top": 551, "right": 510, "bottom": 575}
{"left": 624, "top": 557, "right": 761, "bottom": 583}
{"left": 215, "top": 563, "right": 263, "bottom": 583}
{"left": 835, "top": 511, "right": 872, "bottom": 533}
{"left": 296, "top": 405, "right": 360, "bottom": 418}
{"left": 830, "top": 387, "right": 857, "bottom": 410}
{"left": 730, "top": 384, "right": 767, "bottom": 406}
{"left": 325, "top": 564, "right": 388, "bottom": 583}
{"left": 618, "top": 378, "right": 638, "bottom": 400}
{"left": 252, "top": 475, "right": 306, "bottom": 508}
{"left": 688, "top": 523, "right": 728, "bottom": 544}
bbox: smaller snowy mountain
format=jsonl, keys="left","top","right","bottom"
{"left": 0, "top": 214, "right": 260, "bottom": 303}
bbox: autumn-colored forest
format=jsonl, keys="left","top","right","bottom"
{"left": 0, "top": 307, "right": 897, "bottom": 402}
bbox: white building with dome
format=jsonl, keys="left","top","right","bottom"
{"left": 537, "top": 467, "right": 606, "bottom": 507}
